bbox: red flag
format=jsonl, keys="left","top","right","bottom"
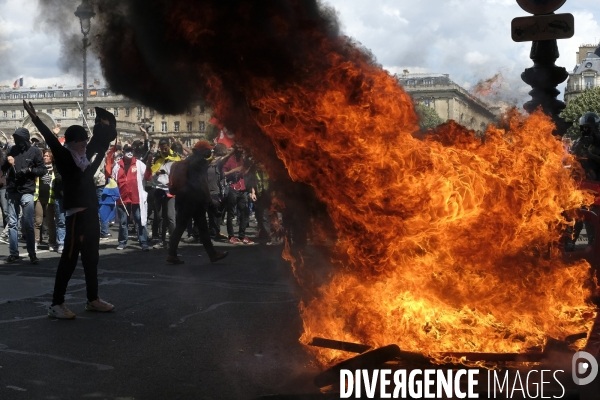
{"left": 13, "top": 80, "right": 18, "bottom": 88}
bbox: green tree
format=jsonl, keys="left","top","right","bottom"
{"left": 415, "top": 103, "right": 444, "bottom": 130}
{"left": 561, "top": 86, "right": 600, "bottom": 138}
{"left": 205, "top": 122, "right": 220, "bottom": 142}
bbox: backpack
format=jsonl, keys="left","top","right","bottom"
{"left": 168, "top": 159, "right": 188, "bottom": 196}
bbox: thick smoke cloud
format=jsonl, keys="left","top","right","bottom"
{"left": 37, "top": 0, "right": 348, "bottom": 116}
{"left": 34, "top": 0, "right": 101, "bottom": 79}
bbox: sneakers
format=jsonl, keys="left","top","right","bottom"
{"left": 241, "top": 237, "right": 254, "bottom": 245}
{"left": 48, "top": 304, "right": 76, "bottom": 319}
{"left": 141, "top": 245, "right": 149, "bottom": 252}
{"left": 100, "top": 235, "right": 111, "bottom": 241}
{"left": 166, "top": 255, "right": 185, "bottom": 264}
{"left": 85, "top": 298, "right": 115, "bottom": 312}
{"left": 30, "top": 255, "right": 39, "bottom": 265}
{"left": 116, "top": 244, "right": 126, "bottom": 250}
{"left": 182, "top": 236, "right": 198, "bottom": 244}
{"left": 48, "top": 245, "right": 57, "bottom": 252}
{"left": 229, "top": 237, "right": 242, "bottom": 245}
{"left": 57, "top": 245, "right": 64, "bottom": 254}
{"left": 210, "top": 251, "right": 229, "bottom": 262}
{"left": 4, "top": 254, "right": 20, "bottom": 263}
{"left": 153, "top": 241, "right": 167, "bottom": 249}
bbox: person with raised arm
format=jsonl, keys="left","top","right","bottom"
{"left": 23, "top": 100, "right": 117, "bottom": 319}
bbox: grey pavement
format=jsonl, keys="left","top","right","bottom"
{"left": 0, "top": 223, "right": 320, "bottom": 400}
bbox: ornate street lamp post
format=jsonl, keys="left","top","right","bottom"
{"left": 74, "top": 0, "right": 96, "bottom": 128}
{"left": 513, "top": 0, "right": 571, "bottom": 135}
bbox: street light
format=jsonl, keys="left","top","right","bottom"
{"left": 74, "top": 0, "right": 96, "bottom": 128}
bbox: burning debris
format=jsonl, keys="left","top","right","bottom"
{"left": 39, "top": 0, "right": 598, "bottom": 370}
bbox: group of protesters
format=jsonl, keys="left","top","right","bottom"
{"left": 0, "top": 102, "right": 277, "bottom": 319}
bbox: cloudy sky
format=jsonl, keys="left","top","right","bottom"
{"left": 1, "top": 0, "right": 599, "bottom": 105}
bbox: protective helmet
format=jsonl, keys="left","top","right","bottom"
{"left": 579, "top": 112, "right": 600, "bottom": 135}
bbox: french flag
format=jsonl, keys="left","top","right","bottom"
{"left": 13, "top": 78, "right": 23, "bottom": 88}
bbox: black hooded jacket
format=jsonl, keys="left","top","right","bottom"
{"left": 0, "top": 128, "right": 45, "bottom": 194}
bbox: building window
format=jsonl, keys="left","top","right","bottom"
{"left": 103, "top": 90, "right": 109, "bottom": 96}
{"left": 11, "top": 110, "right": 16, "bottom": 119}
{"left": 187, "top": 122, "right": 192, "bottom": 132}
{"left": 22, "top": 93, "right": 27, "bottom": 99}
{"left": 48, "top": 92, "right": 54, "bottom": 98}
{"left": 161, "top": 122, "right": 167, "bottom": 132}
{"left": 199, "top": 105, "right": 205, "bottom": 114}
{"left": 20, "top": 110, "right": 24, "bottom": 118}
{"left": 113, "top": 108, "right": 118, "bottom": 117}
{"left": 62, "top": 109, "right": 67, "bottom": 118}
{"left": 199, "top": 121, "right": 205, "bottom": 132}
{"left": 125, "top": 108, "right": 130, "bottom": 117}
{"left": 78, "top": 91, "right": 83, "bottom": 97}
{"left": 90, "top": 109, "right": 95, "bottom": 117}
{"left": 137, "top": 107, "right": 143, "bottom": 117}
{"left": 2, "top": 111, "right": 6, "bottom": 118}
{"left": 46, "top": 109, "right": 52, "bottom": 114}
{"left": 12, "top": 93, "right": 19, "bottom": 99}
{"left": 64, "top": 91, "right": 70, "bottom": 97}
{"left": 585, "top": 76, "right": 595, "bottom": 89}
{"left": 149, "top": 109, "right": 154, "bottom": 118}
{"left": 174, "top": 121, "right": 180, "bottom": 132}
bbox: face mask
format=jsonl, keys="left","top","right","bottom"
{"left": 16, "top": 139, "right": 27, "bottom": 149}
{"left": 124, "top": 152, "right": 133, "bottom": 159}
{"left": 66, "top": 140, "right": 87, "bottom": 156}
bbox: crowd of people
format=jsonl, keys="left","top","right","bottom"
{"left": 0, "top": 101, "right": 279, "bottom": 319}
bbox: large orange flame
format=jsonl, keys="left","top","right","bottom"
{"left": 243, "top": 53, "right": 594, "bottom": 367}
{"left": 166, "top": 4, "right": 597, "bottom": 368}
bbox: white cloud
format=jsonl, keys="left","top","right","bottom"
{"left": 1, "top": 0, "right": 599, "bottom": 107}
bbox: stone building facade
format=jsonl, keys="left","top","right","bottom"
{"left": 0, "top": 83, "right": 211, "bottom": 146}
{"left": 564, "top": 43, "right": 600, "bottom": 104}
{"left": 397, "top": 73, "right": 497, "bottom": 133}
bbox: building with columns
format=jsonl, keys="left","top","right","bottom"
{"left": 564, "top": 43, "right": 600, "bottom": 104}
{"left": 397, "top": 73, "right": 497, "bottom": 134}
{"left": 0, "top": 83, "right": 212, "bottom": 146}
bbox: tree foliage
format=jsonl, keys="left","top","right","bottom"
{"left": 205, "top": 122, "right": 220, "bottom": 142}
{"left": 561, "top": 87, "right": 600, "bottom": 138}
{"left": 415, "top": 103, "right": 444, "bottom": 130}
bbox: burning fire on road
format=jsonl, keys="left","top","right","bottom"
{"left": 42, "top": 0, "right": 598, "bottom": 369}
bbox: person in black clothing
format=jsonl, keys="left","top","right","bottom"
{"left": 24, "top": 100, "right": 117, "bottom": 319}
{"left": 0, "top": 137, "right": 9, "bottom": 238}
{"left": 206, "top": 143, "right": 233, "bottom": 240}
{"left": 166, "top": 140, "right": 228, "bottom": 264}
{"left": 1, "top": 127, "right": 45, "bottom": 264}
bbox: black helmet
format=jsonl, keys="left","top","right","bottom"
{"left": 579, "top": 112, "right": 600, "bottom": 135}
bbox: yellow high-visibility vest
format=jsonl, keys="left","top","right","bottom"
{"left": 34, "top": 171, "right": 55, "bottom": 204}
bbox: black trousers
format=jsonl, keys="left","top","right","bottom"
{"left": 153, "top": 189, "right": 176, "bottom": 241}
{"left": 169, "top": 194, "right": 216, "bottom": 258}
{"left": 226, "top": 189, "right": 249, "bottom": 238}
{"left": 207, "top": 194, "right": 223, "bottom": 236}
{"left": 255, "top": 192, "right": 272, "bottom": 240}
{"left": 52, "top": 207, "right": 100, "bottom": 305}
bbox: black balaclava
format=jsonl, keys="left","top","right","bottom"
{"left": 13, "top": 127, "right": 31, "bottom": 150}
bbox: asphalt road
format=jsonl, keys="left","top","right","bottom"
{"left": 0, "top": 223, "right": 320, "bottom": 400}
